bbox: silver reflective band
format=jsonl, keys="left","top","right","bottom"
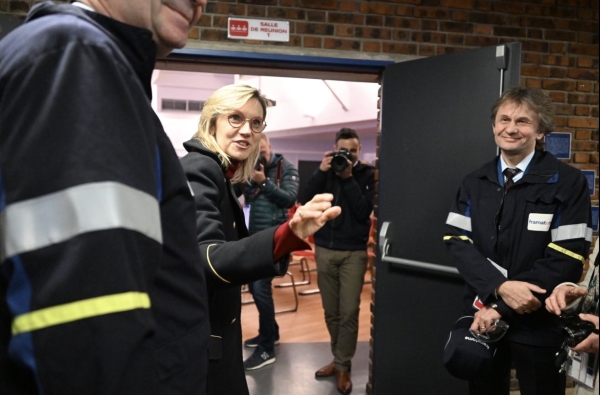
{"left": 0, "top": 182, "right": 162, "bottom": 262}
{"left": 446, "top": 212, "right": 472, "bottom": 232}
{"left": 551, "top": 223, "right": 593, "bottom": 242}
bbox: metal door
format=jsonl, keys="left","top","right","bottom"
{"left": 372, "top": 43, "right": 521, "bottom": 394}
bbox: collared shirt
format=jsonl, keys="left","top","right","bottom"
{"left": 499, "top": 150, "right": 534, "bottom": 184}
{"left": 72, "top": 1, "right": 94, "bottom": 12}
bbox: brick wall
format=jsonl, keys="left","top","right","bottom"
{"left": 3, "top": 3, "right": 597, "bottom": 198}
{"left": 195, "top": 0, "right": 599, "bottom": 206}
{"left": 2, "top": 0, "right": 598, "bottom": 393}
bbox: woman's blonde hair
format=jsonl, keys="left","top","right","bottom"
{"left": 192, "top": 84, "right": 269, "bottom": 184}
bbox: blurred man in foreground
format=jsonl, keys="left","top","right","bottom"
{"left": 0, "top": 1, "right": 210, "bottom": 393}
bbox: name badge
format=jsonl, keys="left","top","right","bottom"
{"left": 527, "top": 213, "right": 553, "bottom": 231}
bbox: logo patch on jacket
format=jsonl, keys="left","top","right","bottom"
{"left": 527, "top": 213, "right": 553, "bottom": 231}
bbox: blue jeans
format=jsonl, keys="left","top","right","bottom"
{"left": 248, "top": 277, "right": 279, "bottom": 351}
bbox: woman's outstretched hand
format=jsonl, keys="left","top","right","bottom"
{"left": 289, "top": 194, "right": 341, "bottom": 240}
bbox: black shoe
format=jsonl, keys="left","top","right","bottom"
{"left": 244, "top": 336, "right": 280, "bottom": 348}
{"left": 244, "top": 348, "right": 276, "bottom": 371}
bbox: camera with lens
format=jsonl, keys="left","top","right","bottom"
{"left": 554, "top": 312, "right": 598, "bottom": 372}
{"left": 328, "top": 148, "right": 353, "bottom": 173}
{"left": 254, "top": 154, "right": 267, "bottom": 171}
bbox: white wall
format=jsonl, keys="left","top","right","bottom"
{"left": 151, "top": 70, "right": 379, "bottom": 164}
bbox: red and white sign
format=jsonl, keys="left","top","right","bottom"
{"left": 228, "top": 18, "right": 290, "bottom": 42}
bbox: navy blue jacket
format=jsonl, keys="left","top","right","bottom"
{"left": 0, "top": 3, "right": 209, "bottom": 394}
{"left": 444, "top": 151, "right": 592, "bottom": 346}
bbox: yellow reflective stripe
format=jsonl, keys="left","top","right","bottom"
{"left": 206, "top": 244, "right": 231, "bottom": 283}
{"left": 443, "top": 235, "right": 473, "bottom": 244}
{"left": 12, "top": 292, "right": 150, "bottom": 335}
{"left": 548, "top": 243, "right": 585, "bottom": 264}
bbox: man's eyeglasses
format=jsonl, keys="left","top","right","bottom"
{"left": 469, "top": 319, "right": 510, "bottom": 343}
{"left": 226, "top": 111, "right": 266, "bottom": 133}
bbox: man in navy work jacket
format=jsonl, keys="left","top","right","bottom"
{"left": 0, "top": 1, "right": 210, "bottom": 394}
{"left": 444, "top": 87, "right": 592, "bottom": 395}
{"left": 301, "top": 128, "right": 375, "bottom": 395}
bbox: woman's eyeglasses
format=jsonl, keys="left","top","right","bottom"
{"left": 469, "top": 319, "right": 510, "bottom": 343}
{"left": 226, "top": 111, "right": 266, "bottom": 133}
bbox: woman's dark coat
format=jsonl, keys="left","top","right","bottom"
{"left": 180, "top": 139, "right": 288, "bottom": 395}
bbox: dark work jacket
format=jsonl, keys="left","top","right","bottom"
{"left": 0, "top": 3, "right": 209, "bottom": 394}
{"left": 301, "top": 162, "right": 376, "bottom": 251}
{"left": 240, "top": 153, "right": 299, "bottom": 233}
{"left": 180, "top": 139, "right": 289, "bottom": 395}
{"left": 444, "top": 151, "right": 592, "bottom": 347}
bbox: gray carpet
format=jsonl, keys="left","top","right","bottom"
{"left": 244, "top": 342, "right": 369, "bottom": 395}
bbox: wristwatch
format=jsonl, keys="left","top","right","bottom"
{"left": 489, "top": 302, "right": 499, "bottom": 311}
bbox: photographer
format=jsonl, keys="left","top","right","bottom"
{"left": 238, "top": 133, "right": 299, "bottom": 370}
{"left": 301, "top": 128, "right": 375, "bottom": 395}
{"left": 546, "top": 241, "right": 598, "bottom": 395}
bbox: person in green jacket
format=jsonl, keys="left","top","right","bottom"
{"left": 239, "top": 133, "right": 300, "bottom": 370}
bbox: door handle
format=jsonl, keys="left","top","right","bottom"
{"left": 379, "top": 221, "right": 461, "bottom": 277}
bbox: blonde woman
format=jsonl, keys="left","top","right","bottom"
{"left": 180, "top": 84, "right": 340, "bottom": 395}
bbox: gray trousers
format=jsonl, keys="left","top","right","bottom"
{"left": 315, "top": 246, "right": 368, "bottom": 372}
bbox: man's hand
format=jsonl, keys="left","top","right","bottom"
{"left": 470, "top": 306, "right": 503, "bottom": 335}
{"left": 319, "top": 152, "right": 333, "bottom": 172}
{"left": 497, "top": 281, "right": 546, "bottom": 314}
{"left": 289, "top": 193, "right": 341, "bottom": 240}
{"left": 545, "top": 284, "right": 587, "bottom": 316}
{"left": 250, "top": 165, "right": 266, "bottom": 184}
{"left": 571, "top": 314, "right": 599, "bottom": 354}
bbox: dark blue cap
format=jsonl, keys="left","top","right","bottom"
{"left": 443, "top": 316, "right": 497, "bottom": 380}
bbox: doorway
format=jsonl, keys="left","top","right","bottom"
{"left": 153, "top": 55, "right": 386, "bottom": 395}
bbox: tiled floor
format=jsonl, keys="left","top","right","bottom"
{"left": 244, "top": 341, "right": 369, "bottom": 395}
